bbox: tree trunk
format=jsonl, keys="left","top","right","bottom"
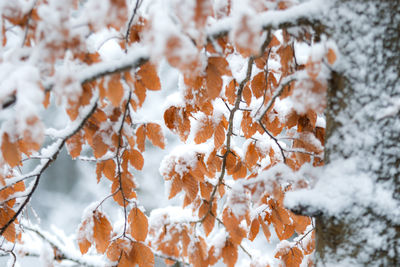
{"left": 319, "top": 0, "right": 400, "bottom": 265}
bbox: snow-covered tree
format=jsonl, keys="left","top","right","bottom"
{"left": 0, "top": 0, "right": 397, "bottom": 266}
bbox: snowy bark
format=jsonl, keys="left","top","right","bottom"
{"left": 320, "top": 0, "right": 400, "bottom": 265}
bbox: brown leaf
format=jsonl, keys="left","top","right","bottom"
{"left": 136, "top": 125, "right": 146, "bottom": 152}
{"left": 225, "top": 151, "right": 238, "bottom": 175}
{"left": 128, "top": 149, "right": 144, "bottom": 170}
{"left": 43, "top": 90, "right": 50, "bottom": 108}
{"left": 245, "top": 142, "right": 259, "bottom": 168}
{"left": 195, "top": 117, "right": 214, "bottom": 144}
{"left": 206, "top": 62, "right": 223, "bottom": 100}
{"left": 276, "top": 247, "right": 303, "bottom": 267}
{"left": 208, "top": 57, "right": 231, "bottom": 76}
{"left": 137, "top": 62, "right": 161, "bottom": 91}
{"left": 92, "top": 133, "right": 108, "bottom": 158}
{"left": 66, "top": 133, "right": 83, "bottom": 159}
{"left": 96, "top": 162, "right": 105, "bottom": 183}
{"left": 182, "top": 173, "right": 198, "bottom": 201}
{"left": 242, "top": 83, "right": 252, "bottom": 106}
{"left": 198, "top": 201, "right": 215, "bottom": 236}
{"left": 232, "top": 161, "right": 247, "bottom": 180}
{"left": 129, "top": 242, "right": 155, "bottom": 267}
{"left": 188, "top": 239, "right": 208, "bottom": 267}
{"left": 199, "top": 182, "right": 213, "bottom": 200}
{"left": 77, "top": 219, "right": 92, "bottom": 254}
{"left": 146, "top": 123, "right": 165, "bottom": 149}
{"left": 259, "top": 218, "right": 271, "bottom": 241}
{"left": 293, "top": 214, "right": 311, "bottom": 234}
{"left": 93, "top": 211, "right": 112, "bottom": 253}
{"left": 128, "top": 208, "right": 148, "bottom": 242}
{"left": 251, "top": 72, "right": 266, "bottom": 98}
{"left": 248, "top": 218, "right": 260, "bottom": 241}
{"left": 106, "top": 239, "right": 130, "bottom": 261}
{"left": 164, "top": 106, "right": 191, "bottom": 142}
{"left": 222, "top": 208, "right": 246, "bottom": 244}
{"left": 107, "top": 74, "right": 124, "bottom": 107}
{"left": 169, "top": 176, "right": 183, "bottom": 199}
{"left": 302, "top": 231, "right": 315, "bottom": 255}
{"left": 241, "top": 111, "right": 259, "bottom": 138}
{"left": 225, "top": 79, "right": 237, "bottom": 105}
{"left": 1, "top": 133, "right": 21, "bottom": 167}
{"left": 214, "top": 119, "right": 226, "bottom": 149}
{"left": 134, "top": 80, "right": 147, "bottom": 109}
{"left": 112, "top": 173, "right": 137, "bottom": 206}
{"left": 222, "top": 241, "right": 237, "bottom": 267}
{"left": 103, "top": 159, "right": 116, "bottom": 180}
{"left": 327, "top": 48, "right": 337, "bottom": 65}
{"left": 0, "top": 206, "right": 16, "bottom": 242}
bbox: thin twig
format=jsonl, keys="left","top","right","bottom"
{"left": 125, "top": 0, "right": 142, "bottom": 47}
{"left": 201, "top": 56, "right": 254, "bottom": 223}
{"left": 0, "top": 101, "right": 98, "bottom": 236}
{"left": 21, "top": 0, "right": 37, "bottom": 47}
{"left": 257, "top": 73, "right": 298, "bottom": 121}
{"left": 23, "top": 226, "right": 97, "bottom": 267}
{"left": 116, "top": 91, "right": 133, "bottom": 237}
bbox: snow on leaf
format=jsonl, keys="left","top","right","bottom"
{"left": 1, "top": 133, "right": 21, "bottom": 167}
{"left": 129, "top": 242, "right": 154, "bottom": 267}
{"left": 137, "top": 62, "right": 161, "bottom": 91}
{"left": 225, "top": 79, "right": 237, "bottom": 105}
{"left": 245, "top": 142, "right": 259, "bottom": 168}
{"left": 221, "top": 241, "right": 237, "bottom": 267}
{"left": 164, "top": 106, "right": 191, "bottom": 141}
{"left": 275, "top": 246, "right": 303, "bottom": 267}
{"left": 251, "top": 72, "right": 266, "bottom": 98}
{"left": 194, "top": 117, "right": 214, "bottom": 144}
{"left": 66, "top": 132, "right": 83, "bottom": 159}
{"left": 77, "top": 219, "right": 92, "bottom": 255}
{"left": 248, "top": 218, "right": 260, "bottom": 241}
{"left": 259, "top": 217, "right": 271, "bottom": 242}
{"left": 222, "top": 208, "right": 246, "bottom": 245}
{"left": 93, "top": 211, "right": 113, "bottom": 254}
{"left": 106, "top": 238, "right": 130, "bottom": 262}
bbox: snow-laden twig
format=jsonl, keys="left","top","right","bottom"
{"left": 206, "top": 0, "right": 325, "bottom": 39}
{"left": 0, "top": 100, "right": 98, "bottom": 237}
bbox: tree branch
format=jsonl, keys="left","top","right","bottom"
{"left": 0, "top": 100, "right": 98, "bottom": 236}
